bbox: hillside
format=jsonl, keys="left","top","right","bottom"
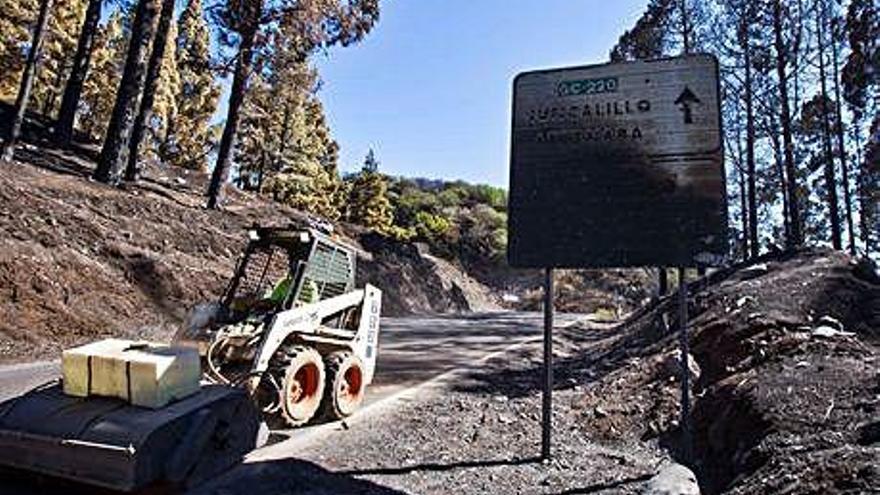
{"left": 0, "top": 146, "right": 499, "bottom": 364}
{"left": 573, "top": 249, "right": 880, "bottom": 493}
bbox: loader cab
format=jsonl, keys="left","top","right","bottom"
{"left": 221, "top": 226, "right": 357, "bottom": 320}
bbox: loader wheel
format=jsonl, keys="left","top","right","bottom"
{"left": 320, "top": 351, "right": 366, "bottom": 420}
{"left": 278, "top": 346, "right": 325, "bottom": 427}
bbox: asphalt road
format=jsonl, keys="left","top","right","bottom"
{"left": 0, "top": 312, "right": 581, "bottom": 493}
{"left": 0, "top": 312, "right": 577, "bottom": 403}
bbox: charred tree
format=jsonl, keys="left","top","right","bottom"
{"left": 815, "top": 3, "right": 843, "bottom": 250}
{"left": 829, "top": 18, "right": 856, "bottom": 255}
{"left": 93, "top": 0, "right": 160, "bottom": 185}
{"left": 206, "top": 2, "right": 261, "bottom": 209}
{"left": 56, "top": 1, "right": 103, "bottom": 145}
{"left": 126, "top": 0, "right": 177, "bottom": 181}
{"left": 740, "top": 5, "right": 758, "bottom": 258}
{"left": 772, "top": 0, "right": 802, "bottom": 247}
{"left": 1, "top": 0, "right": 54, "bottom": 162}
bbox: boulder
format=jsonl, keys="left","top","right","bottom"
{"left": 643, "top": 463, "right": 701, "bottom": 495}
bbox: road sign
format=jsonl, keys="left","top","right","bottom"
{"left": 508, "top": 54, "right": 728, "bottom": 268}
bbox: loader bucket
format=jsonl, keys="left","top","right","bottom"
{"left": 0, "top": 383, "right": 261, "bottom": 492}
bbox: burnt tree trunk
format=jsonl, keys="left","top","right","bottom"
{"left": 56, "top": 0, "right": 103, "bottom": 146}
{"left": 743, "top": 31, "right": 758, "bottom": 258}
{"left": 734, "top": 124, "right": 749, "bottom": 257}
{"left": 680, "top": 0, "right": 691, "bottom": 54}
{"left": 126, "top": 0, "right": 176, "bottom": 181}
{"left": 769, "top": 118, "right": 790, "bottom": 242}
{"left": 206, "top": 4, "right": 262, "bottom": 209}
{"left": 829, "top": 18, "right": 856, "bottom": 255}
{"left": 93, "top": 0, "right": 160, "bottom": 185}
{"left": 1, "top": 0, "right": 53, "bottom": 162}
{"left": 815, "top": 5, "right": 843, "bottom": 250}
{"left": 772, "top": 0, "right": 802, "bottom": 247}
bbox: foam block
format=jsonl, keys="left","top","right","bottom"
{"left": 62, "top": 339, "right": 201, "bottom": 409}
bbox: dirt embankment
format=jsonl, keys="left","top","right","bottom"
{"left": 358, "top": 233, "right": 500, "bottom": 316}
{"left": 0, "top": 152, "right": 496, "bottom": 363}
{"left": 574, "top": 249, "right": 880, "bottom": 494}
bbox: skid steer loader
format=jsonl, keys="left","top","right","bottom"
{"left": 0, "top": 223, "right": 382, "bottom": 491}
{"left": 175, "top": 223, "right": 383, "bottom": 426}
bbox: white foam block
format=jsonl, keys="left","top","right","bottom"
{"left": 62, "top": 339, "right": 201, "bottom": 409}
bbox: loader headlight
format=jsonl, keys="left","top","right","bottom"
{"left": 248, "top": 229, "right": 260, "bottom": 241}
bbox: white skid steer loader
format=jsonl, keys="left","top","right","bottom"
{"left": 0, "top": 224, "right": 382, "bottom": 491}
{"left": 176, "top": 224, "right": 383, "bottom": 426}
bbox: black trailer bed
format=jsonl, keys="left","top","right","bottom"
{"left": 0, "top": 383, "right": 260, "bottom": 492}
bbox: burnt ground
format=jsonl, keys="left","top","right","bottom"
{"left": 573, "top": 249, "right": 880, "bottom": 494}
{"left": 197, "top": 249, "right": 878, "bottom": 495}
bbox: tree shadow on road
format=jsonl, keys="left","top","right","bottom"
{"left": 449, "top": 311, "right": 677, "bottom": 400}
{"left": 338, "top": 456, "right": 542, "bottom": 476}
{"left": 1, "top": 459, "right": 407, "bottom": 495}
{"left": 190, "top": 458, "right": 408, "bottom": 495}
{"left": 554, "top": 472, "right": 653, "bottom": 494}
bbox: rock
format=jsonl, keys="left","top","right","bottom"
{"left": 642, "top": 463, "right": 701, "bottom": 495}
{"left": 811, "top": 326, "right": 855, "bottom": 339}
{"left": 817, "top": 315, "right": 844, "bottom": 331}
{"left": 740, "top": 263, "right": 768, "bottom": 280}
{"left": 660, "top": 350, "right": 701, "bottom": 383}
{"left": 736, "top": 295, "right": 757, "bottom": 308}
{"left": 594, "top": 406, "right": 608, "bottom": 418}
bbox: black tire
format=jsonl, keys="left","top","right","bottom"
{"left": 320, "top": 351, "right": 367, "bottom": 420}
{"left": 276, "top": 345, "right": 325, "bottom": 427}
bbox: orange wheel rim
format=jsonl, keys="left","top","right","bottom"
{"left": 341, "top": 365, "right": 363, "bottom": 401}
{"left": 289, "top": 363, "right": 320, "bottom": 405}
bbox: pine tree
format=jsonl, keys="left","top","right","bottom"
{"left": 56, "top": 0, "right": 103, "bottom": 145}
{"left": 152, "top": 21, "right": 180, "bottom": 150}
{"left": 813, "top": 0, "right": 843, "bottom": 250}
{"left": 163, "top": 0, "right": 219, "bottom": 171}
{"left": 1, "top": 0, "right": 53, "bottom": 162}
{"left": 842, "top": 0, "right": 879, "bottom": 255}
{"left": 0, "top": 0, "right": 38, "bottom": 101}
{"left": 77, "top": 11, "right": 126, "bottom": 140}
{"left": 771, "top": 0, "right": 803, "bottom": 247}
{"left": 265, "top": 97, "right": 343, "bottom": 220}
{"left": 363, "top": 148, "right": 379, "bottom": 173}
{"left": 236, "top": 39, "right": 343, "bottom": 219}
{"left": 206, "top": 0, "right": 381, "bottom": 209}
{"left": 31, "top": 0, "right": 86, "bottom": 118}
{"left": 609, "top": 0, "right": 674, "bottom": 61}
{"left": 93, "top": 0, "right": 160, "bottom": 184}
{"left": 347, "top": 151, "right": 394, "bottom": 232}
{"left": 126, "top": 0, "right": 178, "bottom": 180}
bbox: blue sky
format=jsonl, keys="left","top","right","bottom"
{"left": 314, "top": 0, "right": 649, "bottom": 186}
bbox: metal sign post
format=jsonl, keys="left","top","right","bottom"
{"left": 542, "top": 268, "right": 554, "bottom": 460}
{"left": 507, "top": 54, "right": 728, "bottom": 464}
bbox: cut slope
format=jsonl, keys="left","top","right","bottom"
{"left": 572, "top": 249, "right": 879, "bottom": 494}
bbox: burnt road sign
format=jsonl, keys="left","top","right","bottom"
{"left": 508, "top": 54, "right": 728, "bottom": 268}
